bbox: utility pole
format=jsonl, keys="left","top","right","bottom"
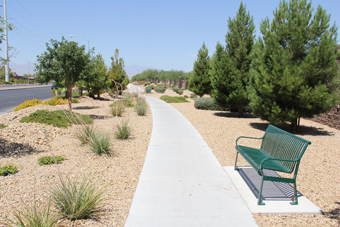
{"left": 3, "top": 0, "right": 9, "bottom": 82}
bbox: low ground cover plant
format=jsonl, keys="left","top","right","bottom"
{"left": 115, "top": 119, "right": 132, "bottom": 139}
{"left": 38, "top": 155, "right": 66, "bottom": 166}
{"left": 190, "top": 94, "right": 198, "bottom": 99}
{"left": 20, "top": 110, "right": 93, "bottom": 128}
{"left": 0, "top": 164, "right": 18, "bottom": 176}
{"left": 194, "top": 98, "right": 224, "bottom": 110}
{"left": 0, "top": 123, "right": 8, "bottom": 129}
{"left": 160, "top": 95, "right": 189, "bottom": 103}
{"left": 13, "top": 99, "right": 43, "bottom": 111}
{"left": 50, "top": 176, "right": 107, "bottom": 221}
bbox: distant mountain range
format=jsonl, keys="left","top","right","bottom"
{"left": 9, "top": 62, "right": 148, "bottom": 78}
{"left": 9, "top": 62, "right": 36, "bottom": 76}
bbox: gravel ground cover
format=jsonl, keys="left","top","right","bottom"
{"left": 150, "top": 91, "right": 340, "bottom": 227}
{"left": 0, "top": 93, "right": 152, "bottom": 226}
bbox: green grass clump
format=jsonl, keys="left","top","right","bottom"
{"left": 110, "top": 101, "right": 125, "bottom": 117}
{"left": 76, "top": 125, "right": 95, "bottom": 144}
{"left": 160, "top": 95, "right": 189, "bottom": 103}
{"left": 88, "top": 131, "right": 111, "bottom": 155}
{"left": 38, "top": 156, "right": 66, "bottom": 166}
{"left": 0, "top": 123, "right": 8, "bottom": 129}
{"left": 4, "top": 197, "right": 63, "bottom": 226}
{"left": 19, "top": 110, "right": 93, "bottom": 128}
{"left": 115, "top": 119, "right": 132, "bottom": 139}
{"left": 194, "top": 97, "right": 224, "bottom": 110}
{"left": 123, "top": 94, "right": 134, "bottom": 107}
{"left": 0, "top": 164, "right": 18, "bottom": 176}
{"left": 135, "top": 97, "right": 147, "bottom": 116}
{"left": 50, "top": 176, "right": 107, "bottom": 220}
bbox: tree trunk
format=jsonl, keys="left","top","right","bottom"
{"left": 80, "top": 89, "right": 83, "bottom": 96}
{"left": 291, "top": 118, "right": 298, "bottom": 132}
{"left": 238, "top": 106, "right": 244, "bottom": 118}
{"left": 66, "top": 79, "right": 70, "bottom": 100}
{"left": 97, "top": 91, "right": 100, "bottom": 99}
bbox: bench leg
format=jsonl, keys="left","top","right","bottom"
{"left": 258, "top": 176, "right": 265, "bottom": 205}
{"left": 234, "top": 151, "right": 239, "bottom": 171}
{"left": 290, "top": 183, "right": 298, "bottom": 205}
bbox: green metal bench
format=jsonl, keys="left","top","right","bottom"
{"left": 234, "top": 124, "right": 311, "bottom": 205}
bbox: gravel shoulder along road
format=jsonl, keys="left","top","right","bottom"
{"left": 0, "top": 93, "right": 152, "bottom": 226}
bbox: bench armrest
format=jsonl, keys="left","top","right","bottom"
{"left": 236, "top": 136, "right": 264, "bottom": 145}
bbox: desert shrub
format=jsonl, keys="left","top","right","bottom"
{"left": 132, "top": 92, "right": 139, "bottom": 98}
{"left": 13, "top": 99, "right": 43, "bottom": 111}
{"left": 172, "top": 87, "right": 179, "bottom": 92}
{"left": 4, "top": 197, "right": 62, "bottom": 226}
{"left": 115, "top": 119, "right": 132, "bottom": 139}
{"left": 184, "top": 95, "right": 189, "bottom": 98}
{"left": 177, "top": 89, "right": 183, "bottom": 95}
{"left": 42, "top": 97, "right": 69, "bottom": 106}
{"left": 71, "top": 98, "right": 80, "bottom": 103}
{"left": 38, "top": 155, "right": 66, "bottom": 166}
{"left": 76, "top": 125, "right": 95, "bottom": 144}
{"left": 20, "top": 110, "right": 93, "bottom": 128}
{"left": 0, "top": 123, "right": 8, "bottom": 129}
{"left": 50, "top": 176, "right": 107, "bottom": 220}
{"left": 154, "top": 86, "right": 166, "bottom": 93}
{"left": 190, "top": 94, "right": 198, "bottom": 99}
{"left": 110, "top": 101, "right": 125, "bottom": 117}
{"left": 135, "top": 98, "right": 147, "bottom": 116}
{"left": 0, "top": 164, "right": 18, "bottom": 176}
{"left": 160, "top": 95, "right": 189, "bottom": 103}
{"left": 123, "top": 94, "right": 134, "bottom": 107}
{"left": 88, "top": 131, "right": 111, "bottom": 155}
{"left": 144, "top": 81, "right": 151, "bottom": 86}
{"left": 194, "top": 98, "right": 224, "bottom": 110}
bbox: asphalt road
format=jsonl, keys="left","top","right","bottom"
{"left": 0, "top": 86, "right": 54, "bottom": 116}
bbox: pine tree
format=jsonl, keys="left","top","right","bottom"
{"left": 210, "top": 2, "right": 255, "bottom": 117}
{"left": 249, "top": 0, "right": 340, "bottom": 131}
{"left": 188, "top": 42, "right": 212, "bottom": 97}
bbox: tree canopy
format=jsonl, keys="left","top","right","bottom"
{"left": 35, "top": 37, "right": 90, "bottom": 101}
{"left": 248, "top": 0, "right": 340, "bottom": 131}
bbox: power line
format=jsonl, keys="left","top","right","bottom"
{"left": 13, "top": 0, "right": 59, "bottom": 37}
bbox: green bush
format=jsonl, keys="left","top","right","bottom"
{"left": 88, "top": 131, "right": 111, "bottom": 155}
{"left": 4, "top": 197, "right": 63, "bottom": 226}
{"left": 154, "top": 86, "right": 166, "bottom": 93}
{"left": 194, "top": 98, "right": 224, "bottom": 110}
{"left": 38, "top": 155, "right": 66, "bottom": 166}
{"left": 0, "top": 164, "right": 18, "bottom": 176}
{"left": 177, "top": 89, "right": 183, "bottom": 95}
{"left": 0, "top": 123, "right": 8, "bottom": 129}
{"left": 144, "top": 81, "right": 151, "bottom": 86}
{"left": 110, "top": 100, "right": 125, "bottom": 117}
{"left": 172, "top": 87, "right": 179, "bottom": 92}
{"left": 50, "top": 176, "right": 107, "bottom": 220}
{"left": 160, "top": 95, "right": 189, "bottom": 103}
{"left": 20, "top": 110, "right": 93, "bottom": 128}
{"left": 184, "top": 95, "right": 189, "bottom": 98}
{"left": 190, "top": 94, "right": 198, "bottom": 99}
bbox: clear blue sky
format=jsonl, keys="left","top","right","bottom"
{"left": 1, "top": 0, "right": 340, "bottom": 77}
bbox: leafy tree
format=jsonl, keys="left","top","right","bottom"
{"left": 107, "top": 49, "right": 128, "bottom": 96}
{"left": 188, "top": 42, "right": 212, "bottom": 97}
{"left": 35, "top": 37, "right": 90, "bottom": 101}
{"left": 248, "top": 0, "right": 340, "bottom": 131}
{"left": 210, "top": 2, "right": 255, "bottom": 117}
{"left": 87, "top": 53, "right": 108, "bottom": 98}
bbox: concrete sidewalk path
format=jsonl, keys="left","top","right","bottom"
{"left": 125, "top": 96, "right": 257, "bottom": 227}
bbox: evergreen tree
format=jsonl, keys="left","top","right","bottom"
{"left": 87, "top": 53, "right": 108, "bottom": 98}
{"left": 188, "top": 42, "right": 212, "bottom": 97}
{"left": 210, "top": 2, "right": 255, "bottom": 117}
{"left": 249, "top": 0, "right": 340, "bottom": 131}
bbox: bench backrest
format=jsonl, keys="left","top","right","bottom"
{"left": 261, "top": 125, "right": 311, "bottom": 173}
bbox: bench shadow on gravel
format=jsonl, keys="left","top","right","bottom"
{"left": 250, "top": 122, "right": 334, "bottom": 136}
{"left": 0, "top": 138, "right": 44, "bottom": 157}
{"left": 73, "top": 106, "right": 100, "bottom": 110}
{"left": 214, "top": 112, "right": 258, "bottom": 119}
